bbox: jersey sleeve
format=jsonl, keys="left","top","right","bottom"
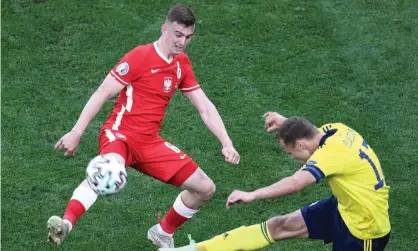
{"left": 178, "top": 55, "right": 200, "bottom": 92}
{"left": 110, "top": 47, "right": 143, "bottom": 86}
{"left": 302, "top": 150, "right": 344, "bottom": 182}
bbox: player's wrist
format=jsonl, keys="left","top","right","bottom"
{"left": 71, "top": 128, "right": 83, "bottom": 137}
{"left": 220, "top": 138, "right": 233, "bottom": 148}
{"left": 250, "top": 190, "right": 261, "bottom": 201}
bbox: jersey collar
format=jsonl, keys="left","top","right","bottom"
{"left": 319, "top": 129, "right": 338, "bottom": 147}
{"left": 153, "top": 41, "right": 173, "bottom": 64}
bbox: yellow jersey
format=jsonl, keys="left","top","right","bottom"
{"left": 302, "top": 123, "right": 390, "bottom": 239}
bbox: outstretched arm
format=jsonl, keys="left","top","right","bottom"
{"left": 183, "top": 89, "right": 240, "bottom": 164}
{"left": 226, "top": 170, "right": 316, "bottom": 208}
{"left": 251, "top": 170, "right": 316, "bottom": 199}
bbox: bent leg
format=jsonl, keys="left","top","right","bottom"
{"left": 157, "top": 209, "right": 309, "bottom": 251}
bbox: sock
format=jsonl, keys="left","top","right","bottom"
{"left": 159, "top": 194, "right": 199, "bottom": 235}
{"left": 197, "top": 221, "right": 275, "bottom": 251}
{"left": 63, "top": 180, "right": 98, "bottom": 227}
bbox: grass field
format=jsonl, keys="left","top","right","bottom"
{"left": 2, "top": 0, "right": 418, "bottom": 250}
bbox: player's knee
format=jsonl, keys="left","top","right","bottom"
{"left": 196, "top": 179, "right": 216, "bottom": 201}
{"left": 267, "top": 215, "right": 288, "bottom": 240}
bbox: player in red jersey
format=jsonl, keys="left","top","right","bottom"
{"left": 47, "top": 4, "right": 240, "bottom": 248}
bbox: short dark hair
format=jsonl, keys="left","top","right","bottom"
{"left": 276, "top": 116, "right": 319, "bottom": 146}
{"left": 166, "top": 4, "right": 196, "bottom": 27}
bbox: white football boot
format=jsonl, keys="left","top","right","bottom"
{"left": 158, "top": 234, "right": 197, "bottom": 251}
{"left": 47, "top": 216, "right": 71, "bottom": 245}
{"left": 147, "top": 224, "right": 175, "bottom": 248}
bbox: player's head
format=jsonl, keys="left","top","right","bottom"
{"left": 276, "top": 117, "right": 321, "bottom": 164}
{"left": 161, "top": 4, "right": 196, "bottom": 55}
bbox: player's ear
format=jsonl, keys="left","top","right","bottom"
{"left": 161, "top": 23, "right": 167, "bottom": 33}
{"left": 295, "top": 140, "right": 306, "bottom": 150}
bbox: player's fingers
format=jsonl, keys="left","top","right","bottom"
{"left": 226, "top": 201, "right": 231, "bottom": 209}
{"left": 267, "top": 124, "right": 278, "bottom": 132}
{"left": 234, "top": 155, "right": 240, "bottom": 164}
{"left": 230, "top": 153, "right": 239, "bottom": 164}
{"left": 263, "top": 112, "right": 272, "bottom": 118}
{"left": 54, "top": 139, "right": 63, "bottom": 150}
{"left": 227, "top": 153, "right": 235, "bottom": 163}
{"left": 222, "top": 149, "right": 229, "bottom": 158}
{"left": 64, "top": 149, "right": 74, "bottom": 157}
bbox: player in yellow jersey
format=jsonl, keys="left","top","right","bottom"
{"left": 159, "top": 111, "right": 391, "bottom": 251}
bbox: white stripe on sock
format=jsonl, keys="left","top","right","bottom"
{"left": 70, "top": 180, "right": 98, "bottom": 210}
{"left": 173, "top": 194, "right": 199, "bottom": 219}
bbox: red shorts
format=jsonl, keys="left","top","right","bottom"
{"left": 98, "top": 129, "right": 198, "bottom": 187}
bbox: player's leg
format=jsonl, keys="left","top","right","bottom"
{"left": 47, "top": 178, "right": 99, "bottom": 244}
{"left": 157, "top": 210, "right": 306, "bottom": 251}
{"left": 148, "top": 163, "right": 214, "bottom": 248}
{"left": 47, "top": 130, "right": 132, "bottom": 245}
{"left": 157, "top": 166, "right": 215, "bottom": 234}
{"left": 158, "top": 197, "right": 338, "bottom": 251}
{"left": 137, "top": 140, "right": 214, "bottom": 248}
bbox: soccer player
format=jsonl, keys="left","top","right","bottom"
{"left": 159, "top": 112, "right": 391, "bottom": 251}
{"left": 47, "top": 4, "right": 240, "bottom": 248}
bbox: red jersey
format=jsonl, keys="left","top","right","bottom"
{"left": 102, "top": 42, "right": 200, "bottom": 136}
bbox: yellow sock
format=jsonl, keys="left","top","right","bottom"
{"left": 196, "top": 221, "right": 275, "bottom": 251}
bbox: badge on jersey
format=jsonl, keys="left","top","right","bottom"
{"left": 116, "top": 62, "right": 129, "bottom": 76}
{"left": 164, "top": 77, "right": 172, "bottom": 92}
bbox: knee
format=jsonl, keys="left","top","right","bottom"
{"left": 195, "top": 179, "right": 216, "bottom": 201}
{"left": 267, "top": 215, "right": 288, "bottom": 239}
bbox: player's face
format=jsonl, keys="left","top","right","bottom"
{"left": 162, "top": 21, "right": 195, "bottom": 55}
{"left": 280, "top": 140, "right": 313, "bottom": 165}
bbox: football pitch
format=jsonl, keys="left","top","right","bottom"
{"left": 2, "top": 0, "right": 418, "bottom": 250}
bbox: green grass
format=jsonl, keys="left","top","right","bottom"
{"left": 2, "top": 0, "right": 418, "bottom": 250}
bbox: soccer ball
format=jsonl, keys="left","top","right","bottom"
{"left": 86, "top": 155, "right": 127, "bottom": 195}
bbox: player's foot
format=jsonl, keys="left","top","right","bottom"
{"left": 147, "top": 224, "right": 175, "bottom": 248}
{"left": 47, "top": 216, "right": 71, "bottom": 245}
{"left": 158, "top": 234, "right": 196, "bottom": 251}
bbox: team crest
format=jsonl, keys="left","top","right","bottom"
{"left": 116, "top": 62, "right": 129, "bottom": 76}
{"left": 163, "top": 77, "right": 172, "bottom": 92}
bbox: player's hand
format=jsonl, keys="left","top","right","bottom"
{"left": 263, "top": 112, "right": 287, "bottom": 132}
{"left": 54, "top": 130, "right": 82, "bottom": 157}
{"left": 222, "top": 145, "right": 240, "bottom": 164}
{"left": 226, "top": 190, "right": 255, "bottom": 209}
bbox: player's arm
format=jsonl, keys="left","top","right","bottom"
{"left": 71, "top": 74, "right": 124, "bottom": 134}
{"left": 55, "top": 75, "right": 124, "bottom": 156}
{"left": 226, "top": 170, "right": 316, "bottom": 208}
{"left": 252, "top": 170, "right": 316, "bottom": 199}
{"left": 183, "top": 89, "right": 240, "bottom": 164}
